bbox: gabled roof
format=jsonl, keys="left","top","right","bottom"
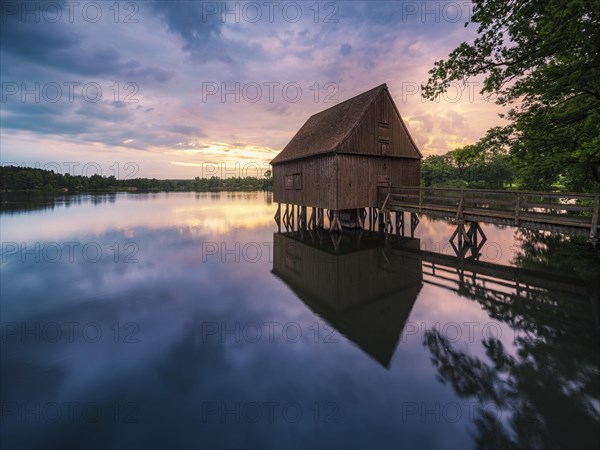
{"left": 270, "top": 83, "right": 420, "bottom": 165}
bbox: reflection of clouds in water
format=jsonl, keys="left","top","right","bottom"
{"left": 413, "top": 216, "right": 517, "bottom": 265}
{"left": 1, "top": 192, "right": 275, "bottom": 242}
{"left": 407, "top": 283, "right": 521, "bottom": 365}
{"left": 1, "top": 198, "right": 470, "bottom": 449}
{"left": 2, "top": 193, "right": 595, "bottom": 449}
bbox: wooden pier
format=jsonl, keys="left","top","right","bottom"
{"left": 378, "top": 186, "right": 600, "bottom": 242}
{"left": 274, "top": 186, "right": 600, "bottom": 252}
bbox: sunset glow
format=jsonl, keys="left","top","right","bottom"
{"left": 1, "top": 1, "right": 506, "bottom": 178}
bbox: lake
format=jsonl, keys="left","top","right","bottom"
{"left": 1, "top": 192, "right": 599, "bottom": 449}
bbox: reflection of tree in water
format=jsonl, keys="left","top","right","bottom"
{"left": 424, "top": 231, "right": 600, "bottom": 449}
{"left": 425, "top": 330, "right": 599, "bottom": 449}
{"left": 512, "top": 229, "right": 600, "bottom": 281}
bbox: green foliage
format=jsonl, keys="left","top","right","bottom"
{"left": 420, "top": 154, "right": 457, "bottom": 187}
{"left": 0, "top": 166, "right": 273, "bottom": 193}
{"left": 420, "top": 151, "right": 514, "bottom": 188}
{"left": 422, "top": 0, "right": 600, "bottom": 191}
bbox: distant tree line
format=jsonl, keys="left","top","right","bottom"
{"left": 0, "top": 166, "right": 273, "bottom": 192}
{"left": 0, "top": 158, "right": 576, "bottom": 194}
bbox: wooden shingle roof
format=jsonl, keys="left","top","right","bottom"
{"left": 270, "top": 83, "right": 420, "bottom": 165}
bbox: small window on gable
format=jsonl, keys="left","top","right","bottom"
{"left": 378, "top": 122, "right": 390, "bottom": 155}
{"left": 378, "top": 122, "right": 389, "bottom": 140}
{"left": 285, "top": 172, "right": 301, "bottom": 190}
{"left": 379, "top": 140, "right": 389, "bottom": 155}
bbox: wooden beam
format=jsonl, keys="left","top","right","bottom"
{"left": 329, "top": 210, "right": 342, "bottom": 233}
{"left": 455, "top": 190, "right": 465, "bottom": 224}
{"left": 283, "top": 204, "right": 289, "bottom": 231}
{"left": 380, "top": 192, "right": 391, "bottom": 211}
{"left": 308, "top": 207, "right": 316, "bottom": 230}
{"left": 300, "top": 205, "right": 307, "bottom": 230}
{"left": 411, "top": 213, "right": 420, "bottom": 238}
{"left": 591, "top": 195, "right": 599, "bottom": 241}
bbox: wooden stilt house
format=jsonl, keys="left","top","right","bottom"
{"left": 270, "top": 83, "right": 421, "bottom": 231}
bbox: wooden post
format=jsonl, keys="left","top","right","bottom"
{"left": 330, "top": 210, "right": 342, "bottom": 233}
{"left": 283, "top": 204, "right": 289, "bottom": 231}
{"left": 356, "top": 208, "right": 364, "bottom": 229}
{"left": 591, "top": 195, "right": 599, "bottom": 243}
{"left": 335, "top": 210, "right": 342, "bottom": 232}
{"left": 401, "top": 211, "right": 405, "bottom": 236}
{"left": 290, "top": 204, "right": 294, "bottom": 231}
{"left": 449, "top": 223, "right": 471, "bottom": 259}
{"left": 373, "top": 207, "right": 378, "bottom": 231}
{"left": 395, "top": 211, "right": 404, "bottom": 237}
{"left": 301, "top": 206, "right": 307, "bottom": 230}
{"left": 274, "top": 203, "right": 281, "bottom": 221}
{"left": 468, "top": 222, "right": 479, "bottom": 259}
{"left": 308, "top": 207, "right": 316, "bottom": 230}
{"left": 455, "top": 190, "right": 465, "bottom": 224}
{"left": 419, "top": 188, "right": 423, "bottom": 214}
{"left": 515, "top": 193, "right": 521, "bottom": 226}
{"left": 372, "top": 207, "right": 377, "bottom": 231}
{"left": 410, "top": 213, "right": 420, "bottom": 238}
{"left": 385, "top": 212, "right": 393, "bottom": 235}
{"left": 274, "top": 203, "right": 281, "bottom": 232}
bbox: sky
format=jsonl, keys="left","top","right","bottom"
{"left": 0, "top": 0, "right": 506, "bottom": 179}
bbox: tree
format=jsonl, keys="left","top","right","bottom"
{"left": 420, "top": 154, "right": 460, "bottom": 187}
{"left": 422, "top": 0, "right": 600, "bottom": 191}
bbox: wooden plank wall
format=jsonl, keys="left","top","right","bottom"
{"left": 272, "top": 154, "right": 337, "bottom": 208}
{"left": 336, "top": 89, "right": 420, "bottom": 159}
{"left": 337, "top": 155, "right": 420, "bottom": 209}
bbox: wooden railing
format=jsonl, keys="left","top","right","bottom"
{"left": 377, "top": 186, "right": 600, "bottom": 240}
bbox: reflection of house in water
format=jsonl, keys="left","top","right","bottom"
{"left": 272, "top": 232, "right": 423, "bottom": 368}
{"left": 272, "top": 230, "right": 599, "bottom": 369}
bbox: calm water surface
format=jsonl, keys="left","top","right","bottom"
{"left": 1, "top": 192, "right": 599, "bottom": 449}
